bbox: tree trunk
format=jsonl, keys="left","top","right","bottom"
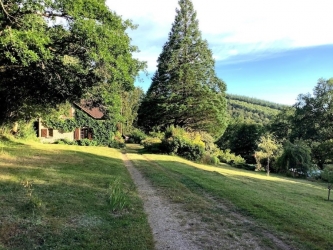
{"left": 328, "top": 184, "right": 332, "bottom": 201}
{"left": 266, "top": 157, "right": 270, "bottom": 176}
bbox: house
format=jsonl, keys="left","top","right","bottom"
{"left": 37, "top": 101, "right": 105, "bottom": 143}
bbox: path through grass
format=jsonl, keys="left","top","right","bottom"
{"left": 126, "top": 144, "right": 333, "bottom": 250}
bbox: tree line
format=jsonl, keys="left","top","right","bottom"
{"left": 1, "top": 0, "right": 333, "bottom": 179}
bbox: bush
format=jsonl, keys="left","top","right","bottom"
{"left": 141, "top": 137, "right": 162, "bottom": 153}
{"left": 275, "top": 141, "right": 312, "bottom": 176}
{"left": 201, "top": 153, "right": 220, "bottom": 165}
{"left": 217, "top": 149, "right": 245, "bottom": 165}
{"left": 321, "top": 165, "right": 333, "bottom": 182}
{"left": 15, "top": 121, "right": 38, "bottom": 140}
{"left": 128, "top": 129, "right": 147, "bottom": 143}
{"left": 161, "top": 126, "right": 205, "bottom": 161}
{"left": 54, "top": 138, "right": 77, "bottom": 145}
{"left": 148, "top": 131, "right": 165, "bottom": 140}
{"left": 78, "top": 139, "right": 98, "bottom": 146}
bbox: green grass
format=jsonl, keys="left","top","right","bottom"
{"left": 126, "top": 147, "right": 333, "bottom": 250}
{"left": 0, "top": 138, "right": 154, "bottom": 250}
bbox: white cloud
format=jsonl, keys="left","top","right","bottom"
{"left": 106, "top": 0, "right": 333, "bottom": 72}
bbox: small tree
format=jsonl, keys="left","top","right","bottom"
{"left": 275, "top": 140, "right": 312, "bottom": 177}
{"left": 255, "top": 134, "right": 280, "bottom": 176}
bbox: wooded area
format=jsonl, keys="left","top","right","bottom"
{"left": 1, "top": 0, "right": 333, "bottom": 183}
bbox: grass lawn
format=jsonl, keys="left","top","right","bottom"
{"left": 0, "top": 138, "right": 154, "bottom": 250}
{"left": 127, "top": 149, "right": 333, "bottom": 250}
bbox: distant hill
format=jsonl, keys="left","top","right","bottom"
{"left": 226, "top": 94, "right": 288, "bottom": 124}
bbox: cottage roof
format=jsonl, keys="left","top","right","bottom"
{"left": 74, "top": 101, "right": 104, "bottom": 119}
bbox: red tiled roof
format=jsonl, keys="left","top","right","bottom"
{"left": 74, "top": 101, "right": 104, "bottom": 119}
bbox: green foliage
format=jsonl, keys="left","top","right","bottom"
{"left": 77, "top": 139, "right": 98, "bottom": 146}
{"left": 201, "top": 154, "right": 220, "bottom": 165}
{"left": 227, "top": 94, "right": 288, "bottom": 110}
{"left": 14, "top": 121, "right": 38, "bottom": 140}
{"left": 121, "top": 87, "right": 145, "bottom": 135}
{"left": 128, "top": 129, "right": 148, "bottom": 144}
{"left": 44, "top": 109, "right": 116, "bottom": 146}
{"left": 291, "top": 78, "right": 333, "bottom": 143}
{"left": 268, "top": 107, "right": 295, "bottom": 142}
{"left": 321, "top": 165, "right": 333, "bottom": 183}
{"left": 255, "top": 134, "right": 281, "bottom": 175}
{"left": 108, "top": 131, "right": 125, "bottom": 148}
{"left": 141, "top": 137, "right": 162, "bottom": 153}
{"left": 217, "top": 149, "right": 246, "bottom": 165}
{"left": 227, "top": 95, "right": 284, "bottom": 124}
{"left": 138, "top": 0, "right": 228, "bottom": 138}
{"left": 311, "top": 140, "right": 333, "bottom": 169}
{"left": 0, "top": 0, "right": 145, "bottom": 124}
{"left": 275, "top": 141, "right": 312, "bottom": 176}
{"left": 54, "top": 138, "right": 77, "bottom": 145}
{"left": 108, "top": 178, "right": 129, "bottom": 212}
{"left": 161, "top": 126, "right": 205, "bottom": 161}
{"left": 217, "top": 122, "right": 264, "bottom": 163}
{"left": 148, "top": 131, "right": 165, "bottom": 140}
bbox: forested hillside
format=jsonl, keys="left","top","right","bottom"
{"left": 226, "top": 94, "right": 288, "bottom": 124}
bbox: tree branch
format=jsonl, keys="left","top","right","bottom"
{"left": 0, "top": 0, "right": 16, "bottom": 22}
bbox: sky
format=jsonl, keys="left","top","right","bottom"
{"left": 106, "top": 0, "right": 333, "bottom": 105}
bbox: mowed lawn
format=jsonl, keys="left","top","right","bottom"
{"left": 0, "top": 138, "right": 154, "bottom": 250}
{"left": 128, "top": 151, "right": 333, "bottom": 250}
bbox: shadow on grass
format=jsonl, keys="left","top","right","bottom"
{"left": 0, "top": 142, "right": 154, "bottom": 250}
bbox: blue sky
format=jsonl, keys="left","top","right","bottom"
{"left": 106, "top": 0, "right": 333, "bottom": 105}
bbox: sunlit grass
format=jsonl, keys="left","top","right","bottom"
{"left": 127, "top": 148, "right": 332, "bottom": 250}
{"left": 0, "top": 138, "right": 154, "bottom": 250}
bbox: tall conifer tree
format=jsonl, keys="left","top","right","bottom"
{"left": 138, "top": 0, "right": 228, "bottom": 137}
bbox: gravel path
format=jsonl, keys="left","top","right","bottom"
{"left": 122, "top": 153, "right": 200, "bottom": 250}
{"left": 122, "top": 151, "right": 294, "bottom": 250}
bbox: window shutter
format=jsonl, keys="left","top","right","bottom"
{"left": 41, "top": 129, "right": 47, "bottom": 138}
{"left": 74, "top": 128, "right": 80, "bottom": 140}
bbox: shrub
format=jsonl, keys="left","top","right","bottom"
{"left": 321, "top": 165, "right": 333, "bottom": 182}
{"left": 161, "top": 126, "right": 205, "bottom": 161}
{"left": 201, "top": 153, "right": 220, "bottom": 165}
{"left": 128, "top": 129, "right": 147, "bottom": 143}
{"left": 141, "top": 137, "right": 162, "bottom": 153}
{"left": 217, "top": 149, "right": 245, "bottom": 165}
{"left": 15, "top": 121, "right": 38, "bottom": 140}
{"left": 275, "top": 140, "right": 312, "bottom": 176}
{"left": 78, "top": 139, "right": 98, "bottom": 146}
{"left": 54, "top": 138, "right": 77, "bottom": 145}
{"left": 148, "top": 131, "right": 165, "bottom": 140}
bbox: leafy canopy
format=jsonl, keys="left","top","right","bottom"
{"left": 138, "top": 0, "right": 228, "bottom": 138}
{"left": 0, "top": 0, "right": 145, "bottom": 123}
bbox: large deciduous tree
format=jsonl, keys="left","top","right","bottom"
{"left": 0, "top": 0, "right": 145, "bottom": 124}
{"left": 291, "top": 78, "right": 333, "bottom": 142}
{"left": 137, "top": 0, "right": 228, "bottom": 138}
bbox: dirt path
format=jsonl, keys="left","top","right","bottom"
{"left": 122, "top": 153, "right": 200, "bottom": 250}
{"left": 122, "top": 150, "right": 295, "bottom": 250}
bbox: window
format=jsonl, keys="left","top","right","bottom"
{"left": 48, "top": 129, "right": 53, "bottom": 137}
